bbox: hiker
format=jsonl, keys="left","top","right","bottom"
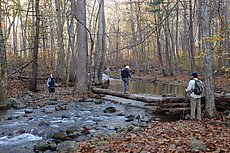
{"left": 186, "top": 72, "right": 204, "bottom": 120}
{"left": 121, "top": 65, "right": 131, "bottom": 94}
{"left": 47, "top": 74, "right": 58, "bottom": 100}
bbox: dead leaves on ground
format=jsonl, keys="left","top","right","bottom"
{"left": 76, "top": 119, "right": 230, "bottom": 153}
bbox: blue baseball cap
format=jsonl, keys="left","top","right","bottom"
{"left": 191, "top": 72, "right": 198, "bottom": 78}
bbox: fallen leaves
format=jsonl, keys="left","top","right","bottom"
{"left": 76, "top": 119, "right": 230, "bottom": 153}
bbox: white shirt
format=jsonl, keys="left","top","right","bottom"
{"left": 186, "top": 78, "right": 203, "bottom": 98}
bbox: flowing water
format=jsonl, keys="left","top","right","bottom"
{"left": 0, "top": 78, "right": 186, "bottom": 152}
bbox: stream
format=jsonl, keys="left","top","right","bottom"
{"left": 109, "top": 79, "right": 186, "bottom": 97}
{"left": 0, "top": 78, "right": 185, "bottom": 153}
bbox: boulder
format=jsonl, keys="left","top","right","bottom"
{"left": 34, "top": 140, "right": 49, "bottom": 152}
{"left": 24, "top": 109, "right": 34, "bottom": 114}
{"left": 66, "top": 126, "right": 81, "bottom": 138}
{"left": 52, "top": 132, "right": 68, "bottom": 141}
{"left": 56, "top": 141, "right": 78, "bottom": 153}
{"left": 103, "top": 106, "right": 116, "bottom": 113}
{"left": 190, "top": 139, "right": 206, "bottom": 152}
{"left": 94, "top": 99, "right": 104, "bottom": 104}
{"left": 5, "top": 98, "right": 26, "bottom": 109}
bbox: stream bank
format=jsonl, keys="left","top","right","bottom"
{"left": 0, "top": 93, "right": 179, "bottom": 153}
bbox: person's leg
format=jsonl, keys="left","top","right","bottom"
{"left": 126, "top": 78, "right": 129, "bottom": 93}
{"left": 48, "top": 88, "right": 51, "bottom": 100}
{"left": 122, "top": 79, "right": 126, "bottom": 93}
{"left": 196, "top": 98, "right": 201, "bottom": 120}
{"left": 124, "top": 78, "right": 129, "bottom": 94}
{"left": 190, "top": 97, "right": 196, "bottom": 120}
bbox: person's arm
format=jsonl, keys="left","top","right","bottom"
{"left": 186, "top": 80, "right": 193, "bottom": 92}
{"left": 54, "top": 79, "right": 58, "bottom": 87}
{"left": 47, "top": 78, "right": 50, "bottom": 87}
{"left": 128, "top": 70, "right": 131, "bottom": 78}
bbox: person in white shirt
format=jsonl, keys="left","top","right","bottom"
{"left": 186, "top": 72, "right": 203, "bottom": 120}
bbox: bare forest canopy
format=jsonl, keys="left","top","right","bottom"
{"left": 1, "top": 0, "right": 229, "bottom": 77}
{"left": 0, "top": 0, "right": 229, "bottom": 99}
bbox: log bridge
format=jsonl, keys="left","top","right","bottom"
{"left": 92, "top": 87, "right": 230, "bottom": 114}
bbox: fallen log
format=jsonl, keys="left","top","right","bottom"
{"left": 8, "top": 61, "right": 32, "bottom": 76}
{"left": 92, "top": 87, "right": 188, "bottom": 103}
{"left": 145, "top": 102, "right": 190, "bottom": 107}
{"left": 92, "top": 87, "right": 230, "bottom": 113}
{"left": 160, "top": 107, "right": 190, "bottom": 115}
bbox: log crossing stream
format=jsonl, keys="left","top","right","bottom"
{"left": 94, "top": 79, "right": 230, "bottom": 114}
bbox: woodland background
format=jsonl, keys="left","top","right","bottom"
{"left": 0, "top": 0, "right": 229, "bottom": 118}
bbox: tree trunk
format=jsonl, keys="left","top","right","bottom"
{"left": 95, "top": 0, "right": 106, "bottom": 85}
{"left": 66, "top": 14, "right": 75, "bottom": 87}
{"left": 201, "top": 0, "right": 216, "bottom": 117}
{"left": 55, "top": 0, "right": 65, "bottom": 80}
{"left": 189, "top": 0, "right": 195, "bottom": 72}
{"left": 30, "top": 0, "right": 40, "bottom": 92}
{"left": 130, "top": 0, "right": 139, "bottom": 75}
{"left": 182, "top": 0, "right": 188, "bottom": 69}
{"left": 49, "top": 0, "right": 55, "bottom": 71}
{"left": 0, "top": 0, "right": 7, "bottom": 106}
{"left": 73, "top": 0, "right": 89, "bottom": 96}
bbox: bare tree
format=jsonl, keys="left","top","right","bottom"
{"left": 73, "top": 0, "right": 89, "bottom": 96}
{"left": 55, "top": 0, "right": 66, "bottom": 80}
{"left": 0, "top": 0, "right": 7, "bottom": 105}
{"left": 200, "top": 0, "right": 216, "bottom": 117}
{"left": 129, "top": 0, "right": 139, "bottom": 75}
{"left": 95, "top": 0, "right": 106, "bottom": 85}
{"left": 30, "top": 0, "right": 40, "bottom": 92}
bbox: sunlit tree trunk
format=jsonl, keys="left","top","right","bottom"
{"left": 95, "top": 0, "right": 106, "bottom": 85}
{"left": 73, "top": 0, "right": 88, "bottom": 96}
{"left": 129, "top": 0, "right": 139, "bottom": 75}
{"left": 0, "top": 0, "right": 7, "bottom": 106}
{"left": 136, "top": 0, "right": 145, "bottom": 73}
{"left": 175, "top": 2, "right": 180, "bottom": 66}
{"left": 201, "top": 0, "right": 216, "bottom": 117}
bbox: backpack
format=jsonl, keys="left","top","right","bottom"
{"left": 48, "top": 78, "right": 55, "bottom": 88}
{"left": 193, "top": 80, "right": 203, "bottom": 95}
{"left": 121, "top": 69, "right": 127, "bottom": 78}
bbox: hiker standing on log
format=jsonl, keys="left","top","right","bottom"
{"left": 186, "top": 72, "right": 204, "bottom": 120}
{"left": 47, "top": 74, "right": 58, "bottom": 100}
{"left": 121, "top": 65, "right": 131, "bottom": 94}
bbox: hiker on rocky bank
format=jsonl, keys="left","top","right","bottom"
{"left": 186, "top": 72, "right": 204, "bottom": 120}
{"left": 121, "top": 65, "right": 131, "bottom": 94}
{"left": 47, "top": 74, "right": 58, "bottom": 100}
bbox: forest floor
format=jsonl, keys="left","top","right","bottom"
{"left": 5, "top": 73, "right": 230, "bottom": 152}
{"left": 76, "top": 118, "right": 229, "bottom": 152}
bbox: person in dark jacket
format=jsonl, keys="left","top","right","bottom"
{"left": 47, "top": 74, "right": 58, "bottom": 100}
{"left": 121, "top": 65, "right": 131, "bottom": 94}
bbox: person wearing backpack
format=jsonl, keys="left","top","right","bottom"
{"left": 186, "top": 72, "right": 204, "bottom": 120}
{"left": 121, "top": 65, "right": 131, "bottom": 94}
{"left": 47, "top": 74, "right": 58, "bottom": 100}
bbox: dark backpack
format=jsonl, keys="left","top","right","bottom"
{"left": 121, "top": 69, "right": 127, "bottom": 78}
{"left": 48, "top": 78, "right": 55, "bottom": 87}
{"left": 193, "top": 80, "right": 203, "bottom": 95}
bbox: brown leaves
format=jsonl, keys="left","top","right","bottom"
{"left": 76, "top": 119, "right": 230, "bottom": 152}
